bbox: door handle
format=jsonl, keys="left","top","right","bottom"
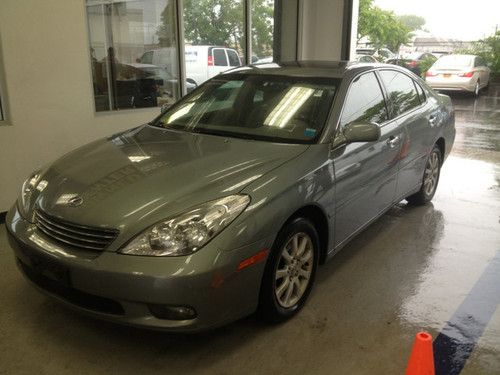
{"left": 429, "top": 115, "right": 437, "bottom": 125}
{"left": 387, "top": 136, "right": 400, "bottom": 148}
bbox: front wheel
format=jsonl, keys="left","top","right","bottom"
{"left": 258, "top": 218, "right": 319, "bottom": 322}
{"left": 406, "top": 144, "right": 442, "bottom": 205}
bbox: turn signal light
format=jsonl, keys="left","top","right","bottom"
{"left": 458, "top": 71, "right": 474, "bottom": 77}
{"left": 207, "top": 55, "right": 214, "bottom": 66}
{"left": 237, "top": 249, "right": 269, "bottom": 271}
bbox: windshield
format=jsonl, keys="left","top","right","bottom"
{"left": 153, "top": 74, "right": 338, "bottom": 144}
{"left": 434, "top": 55, "right": 473, "bottom": 69}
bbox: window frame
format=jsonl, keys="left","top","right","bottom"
{"left": 0, "top": 34, "right": 9, "bottom": 125}
{"left": 376, "top": 68, "right": 426, "bottom": 121}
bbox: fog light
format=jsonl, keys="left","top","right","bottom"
{"left": 148, "top": 304, "right": 197, "bottom": 320}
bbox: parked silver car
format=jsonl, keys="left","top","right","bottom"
{"left": 425, "top": 54, "right": 491, "bottom": 96}
{"left": 6, "top": 62, "right": 455, "bottom": 331}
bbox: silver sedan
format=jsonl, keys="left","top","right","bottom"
{"left": 425, "top": 54, "right": 490, "bottom": 96}
{"left": 6, "top": 62, "right": 455, "bottom": 331}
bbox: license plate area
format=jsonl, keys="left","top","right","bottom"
{"left": 19, "top": 251, "right": 70, "bottom": 287}
{"left": 443, "top": 73, "right": 451, "bottom": 78}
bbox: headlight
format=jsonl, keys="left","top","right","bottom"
{"left": 120, "top": 195, "right": 250, "bottom": 256}
{"left": 18, "top": 171, "right": 42, "bottom": 219}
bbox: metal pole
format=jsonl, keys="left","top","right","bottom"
{"left": 176, "top": 0, "right": 187, "bottom": 97}
{"left": 245, "top": 0, "right": 252, "bottom": 65}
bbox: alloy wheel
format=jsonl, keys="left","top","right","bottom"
{"left": 274, "top": 232, "right": 314, "bottom": 308}
{"left": 423, "top": 151, "right": 440, "bottom": 196}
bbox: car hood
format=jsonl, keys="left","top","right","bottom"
{"left": 34, "top": 125, "right": 307, "bottom": 235}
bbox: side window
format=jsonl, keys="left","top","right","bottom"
{"left": 213, "top": 49, "right": 228, "bottom": 66}
{"left": 226, "top": 50, "right": 240, "bottom": 66}
{"left": 414, "top": 81, "right": 426, "bottom": 104}
{"left": 340, "top": 72, "right": 388, "bottom": 127}
{"left": 379, "top": 70, "right": 421, "bottom": 117}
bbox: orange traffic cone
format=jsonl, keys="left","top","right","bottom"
{"left": 405, "top": 331, "right": 435, "bottom": 375}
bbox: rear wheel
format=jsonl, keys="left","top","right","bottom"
{"left": 474, "top": 81, "right": 480, "bottom": 97}
{"left": 406, "top": 144, "right": 442, "bottom": 205}
{"left": 258, "top": 218, "right": 319, "bottom": 322}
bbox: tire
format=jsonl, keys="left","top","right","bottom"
{"left": 473, "top": 81, "right": 480, "bottom": 97}
{"left": 258, "top": 217, "right": 319, "bottom": 322}
{"left": 406, "top": 144, "right": 442, "bottom": 206}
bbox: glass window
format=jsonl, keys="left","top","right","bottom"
{"left": 341, "top": 72, "right": 387, "bottom": 127}
{"left": 251, "top": 0, "right": 274, "bottom": 63}
{"left": 227, "top": 49, "right": 241, "bottom": 66}
{"left": 379, "top": 70, "right": 420, "bottom": 117}
{"left": 434, "top": 55, "right": 473, "bottom": 69}
{"left": 184, "top": 0, "right": 245, "bottom": 84}
{"left": 86, "top": 0, "right": 180, "bottom": 112}
{"left": 213, "top": 49, "right": 228, "bottom": 66}
{"left": 155, "top": 74, "right": 338, "bottom": 144}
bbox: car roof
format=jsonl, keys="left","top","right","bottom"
{"left": 222, "top": 60, "right": 410, "bottom": 79}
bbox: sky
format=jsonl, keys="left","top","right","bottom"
{"left": 374, "top": 0, "right": 500, "bottom": 40}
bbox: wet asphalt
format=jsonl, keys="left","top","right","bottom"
{"left": 0, "top": 83, "right": 499, "bottom": 374}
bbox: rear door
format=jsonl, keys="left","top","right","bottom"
{"left": 378, "top": 69, "right": 435, "bottom": 199}
{"left": 334, "top": 71, "right": 404, "bottom": 247}
{"left": 226, "top": 49, "right": 241, "bottom": 67}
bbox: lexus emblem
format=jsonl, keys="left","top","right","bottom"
{"left": 67, "top": 195, "right": 84, "bottom": 207}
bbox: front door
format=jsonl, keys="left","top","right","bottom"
{"left": 333, "top": 72, "right": 403, "bottom": 247}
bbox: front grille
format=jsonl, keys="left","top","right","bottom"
{"left": 35, "top": 210, "right": 118, "bottom": 251}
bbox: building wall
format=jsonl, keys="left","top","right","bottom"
{"left": 0, "top": 0, "right": 159, "bottom": 212}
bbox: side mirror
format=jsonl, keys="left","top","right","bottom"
{"left": 186, "top": 78, "right": 197, "bottom": 86}
{"left": 332, "top": 122, "right": 381, "bottom": 149}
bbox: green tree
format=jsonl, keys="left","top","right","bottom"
{"left": 358, "top": 0, "right": 413, "bottom": 52}
{"left": 251, "top": 0, "right": 274, "bottom": 57}
{"left": 460, "top": 30, "right": 500, "bottom": 74}
{"left": 397, "top": 15, "right": 426, "bottom": 32}
{"left": 158, "top": 0, "right": 274, "bottom": 57}
{"left": 182, "top": 0, "right": 245, "bottom": 49}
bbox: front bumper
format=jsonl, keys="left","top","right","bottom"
{"left": 6, "top": 206, "right": 271, "bottom": 331}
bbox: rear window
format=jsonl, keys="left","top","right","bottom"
{"left": 213, "top": 49, "right": 227, "bottom": 66}
{"left": 414, "top": 81, "right": 426, "bottom": 103}
{"left": 434, "top": 55, "right": 473, "bottom": 69}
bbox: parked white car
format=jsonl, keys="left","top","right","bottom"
{"left": 139, "top": 45, "right": 242, "bottom": 86}
{"left": 425, "top": 54, "right": 490, "bottom": 96}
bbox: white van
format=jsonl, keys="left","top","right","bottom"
{"left": 139, "top": 45, "right": 242, "bottom": 86}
